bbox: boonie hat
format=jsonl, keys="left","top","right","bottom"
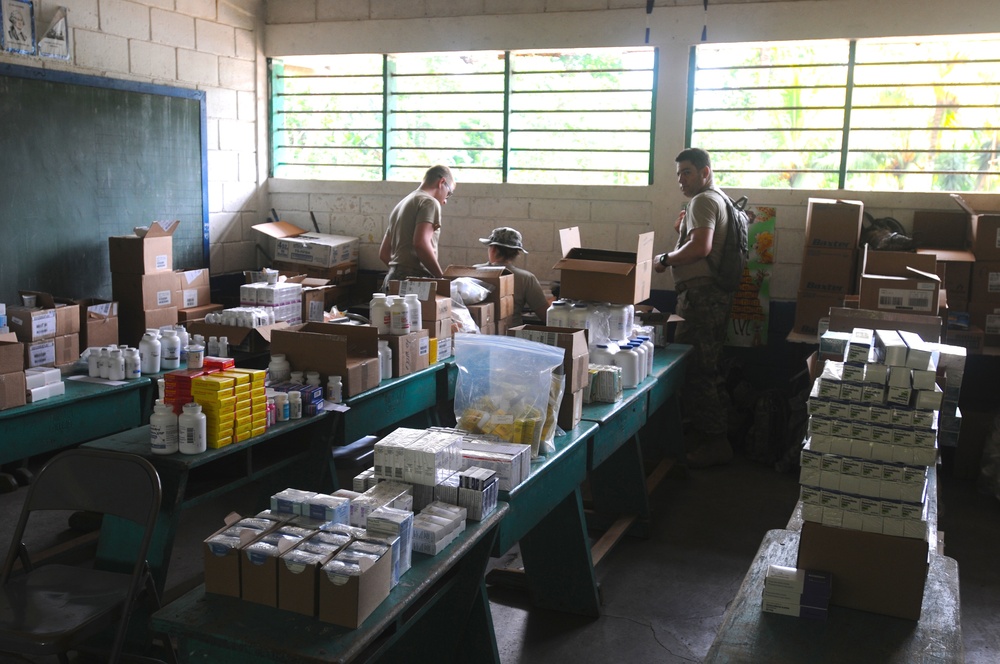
{"left": 479, "top": 227, "right": 528, "bottom": 254}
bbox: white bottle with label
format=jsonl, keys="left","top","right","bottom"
{"left": 614, "top": 343, "right": 640, "bottom": 389}
{"left": 174, "top": 325, "right": 189, "bottom": 362}
{"left": 108, "top": 348, "right": 126, "bottom": 381}
{"left": 288, "top": 390, "right": 302, "bottom": 419}
{"left": 178, "top": 402, "right": 207, "bottom": 455}
{"left": 124, "top": 348, "right": 141, "bottom": 380}
{"left": 609, "top": 304, "right": 631, "bottom": 341}
{"left": 274, "top": 392, "right": 289, "bottom": 421}
{"left": 326, "top": 375, "right": 343, "bottom": 404}
{"left": 404, "top": 293, "right": 422, "bottom": 331}
{"left": 87, "top": 348, "right": 101, "bottom": 377}
{"left": 161, "top": 329, "right": 181, "bottom": 370}
{"left": 378, "top": 340, "right": 392, "bottom": 380}
{"left": 98, "top": 347, "right": 110, "bottom": 379}
{"left": 306, "top": 371, "right": 321, "bottom": 387}
{"left": 629, "top": 341, "right": 647, "bottom": 383}
{"left": 638, "top": 336, "right": 655, "bottom": 375}
{"left": 546, "top": 300, "right": 570, "bottom": 328}
{"left": 218, "top": 336, "right": 229, "bottom": 358}
{"left": 389, "top": 296, "right": 410, "bottom": 336}
{"left": 268, "top": 353, "right": 291, "bottom": 384}
{"left": 370, "top": 293, "right": 389, "bottom": 334}
{"left": 139, "top": 333, "right": 161, "bottom": 375}
{"left": 207, "top": 336, "right": 220, "bottom": 357}
{"left": 568, "top": 303, "right": 590, "bottom": 330}
{"left": 150, "top": 402, "right": 179, "bottom": 455}
{"left": 590, "top": 343, "right": 617, "bottom": 366}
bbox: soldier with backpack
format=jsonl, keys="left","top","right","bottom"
{"left": 654, "top": 147, "right": 746, "bottom": 468}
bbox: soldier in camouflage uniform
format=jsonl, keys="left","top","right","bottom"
{"left": 654, "top": 148, "right": 736, "bottom": 468}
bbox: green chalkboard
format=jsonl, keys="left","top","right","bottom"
{"left": 0, "top": 63, "right": 208, "bottom": 306}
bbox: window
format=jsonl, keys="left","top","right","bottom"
{"left": 270, "top": 47, "right": 657, "bottom": 186}
{"left": 689, "top": 35, "right": 1000, "bottom": 192}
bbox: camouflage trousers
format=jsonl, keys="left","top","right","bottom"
{"left": 675, "top": 282, "right": 733, "bottom": 440}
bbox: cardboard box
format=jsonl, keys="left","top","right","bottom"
{"left": 552, "top": 228, "right": 654, "bottom": 305}
{"left": 970, "top": 261, "right": 1000, "bottom": 302}
{"left": 270, "top": 323, "right": 380, "bottom": 397}
{"left": 951, "top": 193, "right": 1000, "bottom": 261}
{"left": 912, "top": 210, "right": 971, "bottom": 250}
{"left": 0, "top": 334, "right": 24, "bottom": 374}
{"left": 798, "top": 247, "right": 858, "bottom": 295}
{"left": 175, "top": 269, "right": 211, "bottom": 309}
{"left": 827, "top": 307, "right": 943, "bottom": 343}
{"left": 77, "top": 299, "right": 118, "bottom": 349}
{"left": 318, "top": 545, "right": 392, "bottom": 629}
{"left": 797, "top": 521, "right": 928, "bottom": 620}
{"left": 422, "top": 317, "right": 453, "bottom": 339}
{"left": 508, "top": 325, "right": 590, "bottom": 393}
{"left": 301, "top": 283, "right": 352, "bottom": 322}
{"left": 388, "top": 279, "right": 453, "bottom": 321}
{"left": 386, "top": 330, "right": 430, "bottom": 378}
{"left": 108, "top": 220, "right": 179, "bottom": 274}
{"left": 793, "top": 290, "right": 844, "bottom": 336}
{"left": 466, "top": 302, "right": 494, "bottom": 329}
{"left": 634, "top": 307, "right": 684, "bottom": 346}
{"left": 444, "top": 265, "right": 514, "bottom": 299}
{"left": 271, "top": 260, "right": 358, "bottom": 285}
{"left": 0, "top": 371, "right": 27, "bottom": 411}
{"left": 253, "top": 221, "right": 360, "bottom": 269}
{"left": 203, "top": 516, "right": 280, "bottom": 599}
{"left": 6, "top": 306, "right": 56, "bottom": 342}
{"left": 24, "top": 333, "right": 78, "bottom": 369}
{"left": 968, "top": 301, "right": 1000, "bottom": 346}
{"left": 945, "top": 325, "right": 984, "bottom": 354}
{"left": 804, "top": 198, "right": 864, "bottom": 250}
{"left": 112, "top": 272, "right": 179, "bottom": 311}
{"left": 186, "top": 321, "right": 289, "bottom": 354}
{"left": 558, "top": 387, "right": 584, "bottom": 431}
{"left": 118, "top": 307, "right": 179, "bottom": 348}
{"left": 935, "top": 260, "right": 973, "bottom": 302}
{"left": 859, "top": 247, "right": 940, "bottom": 315}
{"left": 178, "top": 303, "right": 225, "bottom": 324}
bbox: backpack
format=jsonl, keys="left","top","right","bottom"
{"left": 708, "top": 193, "right": 750, "bottom": 292}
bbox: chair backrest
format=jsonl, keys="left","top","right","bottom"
{"left": 1, "top": 448, "right": 161, "bottom": 582}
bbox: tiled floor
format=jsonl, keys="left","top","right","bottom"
{"left": 0, "top": 450, "right": 997, "bottom": 663}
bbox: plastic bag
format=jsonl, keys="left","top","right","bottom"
{"left": 451, "top": 277, "right": 493, "bottom": 305}
{"left": 453, "top": 333, "right": 565, "bottom": 457}
{"left": 449, "top": 281, "right": 480, "bottom": 333}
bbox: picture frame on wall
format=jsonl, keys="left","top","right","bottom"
{"left": 37, "top": 5, "right": 69, "bottom": 59}
{"left": 2, "top": 0, "right": 35, "bottom": 55}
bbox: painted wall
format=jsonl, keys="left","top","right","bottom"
{"left": 264, "top": 0, "right": 997, "bottom": 301}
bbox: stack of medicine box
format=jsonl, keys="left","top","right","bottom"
{"left": 366, "top": 505, "right": 414, "bottom": 585}
{"left": 430, "top": 426, "right": 531, "bottom": 491}
{"left": 216, "top": 370, "right": 252, "bottom": 443}
{"left": 230, "top": 368, "right": 268, "bottom": 437}
{"left": 163, "top": 368, "right": 206, "bottom": 414}
{"left": 239, "top": 281, "right": 303, "bottom": 325}
{"left": 24, "top": 367, "right": 65, "bottom": 403}
{"left": 373, "top": 427, "right": 464, "bottom": 511}
{"left": 761, "top": 564, "right": 832, "bottom": 619}
{"left": 412, "top": 501, "right": 467, "bottom": 555}
{"left": 192, "top": 373, "right": 236, "bottom": 448}
{"left": 457, "top": 466, "right": 499, "bottom": 521}
{"left": 800, "top": 328, "right": 943, "bottom": 537}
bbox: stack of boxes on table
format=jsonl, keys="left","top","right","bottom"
{"left": 795, "top": 326, "right": 966, "bottom": 620}
{"left": 203, "top": 424, "right": 509, "bottom": 629}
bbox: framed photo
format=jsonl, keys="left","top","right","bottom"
{"left": 2, "top": 0, "right": 35, "bottom": 55}
{"left": 38, "top": 5, "right": 68, "bottom": 60}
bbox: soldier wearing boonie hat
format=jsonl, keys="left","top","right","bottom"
{"left": 475, "top": 227, "right": 549, "bottom": 327}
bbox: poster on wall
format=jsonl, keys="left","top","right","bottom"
{"left": 1, "top": 0, "right": 35, "bottom": 55}
{"left": 726, "top": 205, "right": 775, "bottom": 348}
{"left": 37, "top": 6, "right": 68, "bottom": 59}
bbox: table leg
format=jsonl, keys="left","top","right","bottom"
{"left": 588, "top": 434, "right": 650, "bottom": 537}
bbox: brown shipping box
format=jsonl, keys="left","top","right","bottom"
{"left": 798, "top": 247, "right": 858, "bottom": 295}
{"left": 793, "top": 290, "right": 844, "bottom": 336}
{"left": 508, "top": 325, "right": 590, "bottom": 393}
{"left": 859, "top": 247, "right": 940, "bottom": 316}
{"left": 24, "top": 334, "right": 78, "bottom": 369}
{"left": 912, "top": 210, "right": 971, "bottom": 250}
{"left": 107, "top": 220, "right": 179, "bottom": 274}
{"left": 827, "top": 307, "right": 943, "bottom": 342}
{"left": 9, "top": 291, "right": 80, "bottom": 340}
{"left": 797, "top": 521, "right": 929, "bottom": 620}
{"left": 951, "top": 193, "right": 1000, "bottom": 261}
{"left": 804, "top": 198, "right": 864, "bottom": 250}
{"left": 112, "top": 272, "right": 179, "bottom": 311}
{"left": 466, "top": 302, "right": 494, "bottom": 330}
{"left": 0, "top": 334, "right": 24, "bottom": 374}
{"left": 269, "top": 323, "right": 380, "bottom": 397}
{"left": 186, "top": 321, "right": 289, "bottom": 354}
{"left": 970, "top": 261, "right": 1000, "bottom": 303}
{"left": 252, "top": 221, "right": 359, "bottom": 269}
{"left": 119, "top": 307, "right": 179, "bottom": 348}
{"left": 0, "top": 371, "right": 27, "bottom": 411}
{"left": 551, "top": 228, "right": 654, "bottom": 305}
{"left": 76, "top": 299, "right": 118, "bottom": 349}
{"left": 385, "top": 330, "right": 430, "bottom": 378}
{"left": 271, "top": 260, "right": 358, "bottom": 285}
{"left": 443, "top": 265, "right": 514, "bottom": 299}
{"left": 175, "top": 269, "right": 212, "bottom": 309}
{"left": 178, "top": 303, "right": 225, "bottom": 324}
{"left": 968, "top": 301, "right": 1000, "bottom": 346}
{"left": 558, "top": 387, "right": 584, "bottom": 431}
{"left": 203, "top": 517, "right": 280, "bottom": 599}
{"left": 388, "top": 279, "right": 453, "bottom": 321}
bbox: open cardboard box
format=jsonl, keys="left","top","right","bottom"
{"left": 108, "top": 219, "right": 179, "bottom": 274}
{"left": 269, "top": 322, "right": 380, "bottom": 397}
{"left": 388, "top": 278, "right": 454, "bottom": 321}
{"left": 76, "top": 299, "right": 119, "bottom": 348}
{"left": 507, "top": 325, "right": 589, "bottom": 393}
{"left": 951, "top": 193, "right": 1000, "bottom": 261}
{"left": 9, "top": 291, "right": 80, "bottom": 340}
{"left": 252, "top": 221, "right": 360, "bottom": 269}
{"left": 552, "top": 227, "right": 654, "bottom": 305}
{"left": 858, "top": 247, "right": 940, "bottom": 316}
{"left": 186, "top": 321, "right": 289, "bottom": 354}
{"left": 827, "top": 307, "right": 943, "bottom": 342}
{"left": 804, "top": 198, "right": 864, "bottom": 250}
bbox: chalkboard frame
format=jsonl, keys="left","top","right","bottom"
{"left": 0, "top": 62, "right": 209, "bottom": 304}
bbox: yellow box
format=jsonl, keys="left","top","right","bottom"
{"left": 229, "top": 367, "right": 267, "bottom": 384}
{"left": 192, "top": 375, "right": 235, "bottom": 391}
{"left": 251, "top": 425, "right": 267, "bottom": 437}
{"left": 216, "top": 370, "right": 250, "bottom": 386}
{"left": 207, "top": 436, "right": 233, "bottom": 449}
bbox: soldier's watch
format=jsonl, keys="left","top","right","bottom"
{"left": 659, "top": 253, "right": 669, "bottom": 267}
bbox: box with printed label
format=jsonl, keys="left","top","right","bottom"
{"left": 18, "top": 292, "right": 80, "bottom": 337}
{"left": 386, "top": 330, "right": 430, "bottom": 378}
{"left": 6, "top": 306, "right": 57, "bottom": 342}
{"left": 177, "top": 303, "right": 225, "bottom": 324}
{"left": 951, "top": 193, "right": 1000, "bottom": 261}
{"left": 23, "top": 334, "right": 78, "bottom": 369}
{"left": 112, "top": 272, "right": 179, "bottom": 311}
{"left": 859, "top": 247, "right": 940, "bottom": 315}
{"left": 805, "top": 198, "right": 864, "bottom": 250}
{"left": 174, "top": 269, "right": 211, "bottom": 309}
{"left": 270, "top": 322, "right": 380, "bottom": 397}
{"left": 253, "top": 221, "right": 360, "bottom": 268}
{"left": 389, "top": 279, "right": 453, "bottom": 321}
{"left": 970, "top": 261, "right": 1000, "bottom": 303}
{"left": 118, "top": 307, "right": 179, "bottom": 348}
{"left": 76, "top": 299, "right": 118, "bottom": 348}
{"left": 508, "top": 325, "right": 589, "bottom": 393}
{"left": 799, "top": 247, "right": 858, "bottom": 295}
{"left": 551, "top": 228, "right": 654, "bottom": 305}
{"left": 108, "top": 220, "right": 179, "bottom": 274}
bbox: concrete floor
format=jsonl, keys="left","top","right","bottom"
{"left": 0, "top": 450, "right": 997, "bottom": 663}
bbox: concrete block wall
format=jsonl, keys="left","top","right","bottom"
{"left": 0, "top": 0, "right": 265, "bottom": 277}
{"left": 265, "top": 0, "right": 995, "bottom": 300}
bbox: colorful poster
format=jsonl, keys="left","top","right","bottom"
{"left": 726, "top": 206, "right": 775, "bottom": 347}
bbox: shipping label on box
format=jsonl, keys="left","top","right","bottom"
{"left": 253, "top": 221, "right": 360, "bottom": 268}
{"left": 107, "top": 220, "right": 179, "bottom": 274}
{"left": 387, "top": 330, "right": 430, "bottom": 378}
{"left": 176, "top": 269, "right": 211, "bottom": 308}
{"left": 7, "top": 307, "right": 56, "bottom": 341}
{"left": 970, "top": 261, "right": 1000, "bottom": 302}
{"left": 508, "top": 325, "right": 589, "bottom": 393}
{"left": 112, "top": 272, "right": 179, "bottom": 311}
{"left": 390, "top": 279, "right": 453, "bottom": 321}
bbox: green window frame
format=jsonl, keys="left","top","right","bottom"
{"left": 269, "top": 47, "right": 658, "bottom": 186}
{"left": 687, "top": 34, "right": 1000, "bottom": 192}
